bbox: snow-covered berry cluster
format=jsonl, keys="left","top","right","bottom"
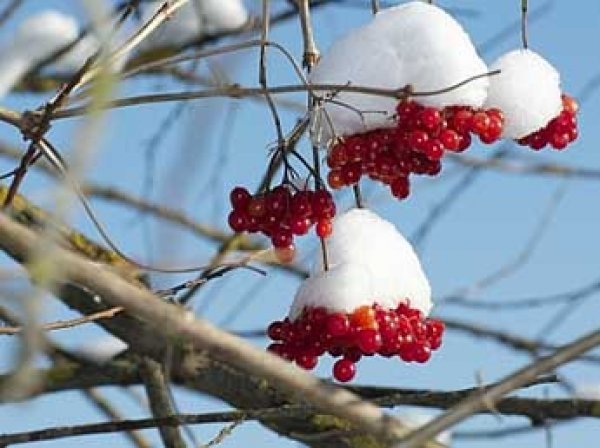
{"left": 268, "top": 302, "right": 444, "bottom": 382}
{"left": 227, "top": 185, "right": 336, "bottom": 260}
{"left": 310, "top": 2, "right": 580, "bottom": 202}
{"left": 516, "top": 94, "right": 579, "bottom": 150}
{"left": 264, "top": 209, "right": 438, "bottom": 382}
{"left": 326, "top": 101, "right": 505, "bottom": 198}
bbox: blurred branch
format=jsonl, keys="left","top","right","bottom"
{"left": 2, "top": 373, "right": 600, "bottom": 446}
{"left": 447, "top": 152, "right": 600, "bottom": 180}
{"left": 140, "top": 358, "right": 187, "bottom": 448}
{"left": 397, "top": 329, "right": 600, "bottom": 448}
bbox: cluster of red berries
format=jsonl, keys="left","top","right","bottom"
{"left": 227, "top": 185, "right": 336, "bottom": 261}
{"left": 267, "top": 302, "right": 444, "bottom": 382}
{"left": 326, "top": 100, "right": 504, "bottom": 199}
{"left": 517, "top": 94, "right": 579, "bottom": 151}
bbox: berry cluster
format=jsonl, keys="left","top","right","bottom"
{"left": 326, "top": 100, "right": 504, "bottom": 199}
{"left": 517, "top": 94, "right": 579, "bottom": 151}
{"left": 267, "top": 302, "right": 444, "bottom": 382}
{"left": 227, "top": 185, "right": 336, "bottom": 261}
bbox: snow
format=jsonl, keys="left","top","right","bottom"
{"left": 74, "top": 335, "right": 128, "bottom": 363}
{"left": 0, "top": 11, "right": 87, "bottom": 97}
{"left": 310, "top": 1, "right": 488, "bottom": 143}
{"left": 484, "top": 49, "right": 562, "bottom": 139}
{"left": 573, "top": 383, "right": 600, "bottom": 400}
{"left": 141, "top": 0, "right": 248, "bottom": 49}
{"left": 290, "top": 208, "right": 432, "bottom": 318}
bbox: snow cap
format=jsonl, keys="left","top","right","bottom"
{"left": 290, "top": 208, "right": 432, "bottom": 318}
{"left": 310, "top": 1, "right": 488, "bottom": 143}
{"left": 484, "top": 49, "right": 562, "bottom": 139}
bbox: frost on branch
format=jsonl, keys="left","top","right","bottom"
{"left": 309, "top": 1, "right": 488, "bottom": 142}
{"left": 484, "top": 49, "right": 562, "bottom": 139}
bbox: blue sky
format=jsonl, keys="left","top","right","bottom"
{"left": 0, "top": 1, "right": 599, "bottom": 447}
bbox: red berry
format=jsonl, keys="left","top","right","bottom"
{"left": 230, "top": 187, "right": 251, "bottom": 210}
{"left": 267, "top": 321, "right": 284, "bottom": 341}
{"left": 420, "top": 107, "right": 442, "bottom": 131}
{"left": 409, "top": 130, "right": 429, "bottom": 151}
{"left": 328, "top": 144, "right": 348, "bottom": 168}
{"left": 312, "top": 190, "right": 335, "bottom": 219}
{"left": 228, "top": 210, "right": 248, "bottom": 232}
{"left": 296, "top": 352, "right": 318, "bottom": 370}
{"left": 326, "top": 313, "right": 350, "bottom": 337}
{"left": 271, "top": 229, "right": 293, "bottom": 248}
{"left": 327, "top": 170, "right": 345, "bottom": 189}
{"left": 356, "top": 328, "right": 382, "bottom": 354}
{"left": 439, "top": 129, "right": 460, "bottom": 151}
{"left": 316, "top": 218, "right": 333, "bottom": 238}
{"left": 390, "top": 176, "right": 410, "bottom": 199}
{"left": 550, "top": 132, "right": 570, "bottom": 150}
{"left": 423, "top": 139, "right": 444, "bottom": 161}
{"left": 449, "top": 109, "right": 473, "bottom": 134}
{"left": 247, "top": 196, "right": 267, "bottom": 218}
{"left": 290, "top": 216, "right": 311, "bottom": 235}
{"left": 413, "top": 344, "right": 431, "bottom": 363}
{"left": 470, "top": 111, "right": 491, "bottom": 135}
{"left": 456, "top": 133, "right": 472, "bottom": 152}
{"left": 341, "top": 162, "right": 362, "bottom": 185}
{"left": 333, "top": 358, "right": 356, "bottom": 382}
{"left": 290, "top": 191, "right": 312, "bottom": 218}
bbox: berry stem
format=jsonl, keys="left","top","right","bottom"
{"left": 319, "top": 237, "right": 330, "bottom": 271}
{"left": 521, "top": 0, "right": 529, "bottom": 49}
{"left": 370, "top": 0, "right": 380, "bottom": 14}
{"left": 353, "top": 183, "right": 364, "bottom": 209}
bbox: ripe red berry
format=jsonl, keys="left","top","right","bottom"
{"left": 326, "top": 313, "right": 350, "bottom": 337}
{"left": 316, "top": 218, "right": 333, "bottom": 238}
{"left": 423, "top": 139, "right": 444, "bottom": 161}
{"left": 356, "top": 328, "right": 382, "bottom": 354}
{"left": 390, "top": 176, "right": 410, "bottom": 199}
{"left": 271, "top": 229, "right": 293, "bottom": 248}
{"left": 439, "top": 129, "right": 460, "bottom": 151}
{"left": 470, "top": 111, "right": 491, "bottom": 135}
{"left": 229, "top": 186, "right": 251, "bottom": 210}
{"left": 409, "top": 130, "right": 429, "bottom": 151}
{"left": 296, "top": 352, "right": 318, "bottom": 370}
{"left": 341, "top": 162, "right": 362, "bottom": 185}
{"left": 333, "top": 358, "right": 356, "bottom": 382}
{"left": 247, "top": 196, "right": 267, "bottom": 218}
{"left": 289, "top": 216, "right": 311, "bottom": 235}
{"left": 450, "top": 109, "right": 473, "bottom": 134}
{"left": 227, "top": 210, "right": 248, "bottom": 232}
{"left": 312, "top": 190, "right": 335, "bottom": 219}
{"left": 327, "top": 170, "right": 345, "bottom": 189}
{"left": 267, "top": 321, "right": 284, "bottom": 341}
{"left": 550, "top": 132, "right": 570, "bottom": 150}
{"left": 420, "top": 107, "right": 442, "bottom": 130}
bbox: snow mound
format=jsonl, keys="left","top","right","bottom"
{"left": 0, "top": 11, "right": 86, "bottom": 97}
{"left": 484, "top": 49, "right": 562, "bottom": 139}
{"left": 141, "top": 0, "right": 248, "bottom": 49}
{"left": 290, "top": 208, "right": 431, "bottom": 318}
{"left": 310, "top": 1, "right": 488, "bottom": 143}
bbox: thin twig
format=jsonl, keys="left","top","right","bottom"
{"left": 0, "top": 307, "right": 123, "bottom": 336}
